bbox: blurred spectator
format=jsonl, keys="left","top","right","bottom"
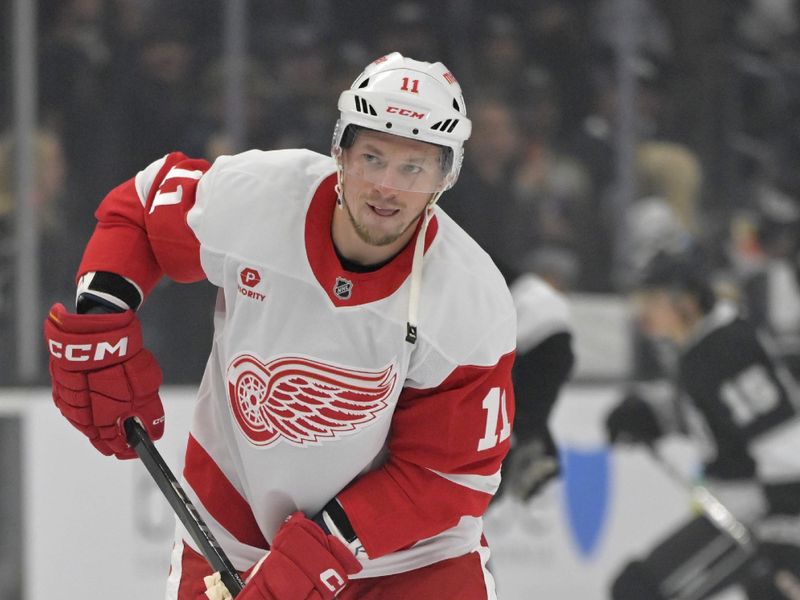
{"left": 471, "top": 14, "right": 532, "bottom": 105}
{"left": 39, "top": 0, "right": 112, "bottom": 143}
{"left": 0, "top": 129, "right": 75, "bottom": 382}
{"left": 330, "top": 0, "right": 447, "bottom": 64}
{"left": 445, "top": 95, "right": 593, "bottom": 286}
{"left": 190, "top": 57, "right": 278, "bottom": 158}
{"left": 326, "top": 41, "right": 374, "bottom": 105}
{"left": 636, "top": 141, "right": 702, "bottom": 233}
{"left": 269, "top": 25, "right": 337, "bottom": 153}
{"left": 738, "top": 179, "right": 800, "bottom": 372}
{"left": 568, "top": 52, "right": 700, "bottom": 290}
{"left": 108, "top": 18, "right": 198, "bottom": 175}
{"left": 38, "top": 0, "right": 115, "bottom": 239}
{"left": 591, "top": 0, "right": 674, "bottom": 63}
{"left": 374, "top": 2, "right": 442, "bottom": 61}
{"left": 521, "top": 245, "right": 581, "bottom": 295}
{"left": 442, "top": 98, "right": 526, "bottom": 274}
{"left": 737, "top": 0, "right": 799, "bottom": 52}
{"left": 621, "top": 197, "right": 696, "bottom": 288}
{"left": 522, "top": 1, "right": 595, "bottom": 139}
{"left": 614, "top": 141, "right": 703, "bottom": 289}
{"left": 570, "top": 53, "right": 671, "bottom": 186}
{"left": 513, "top": 76, "right": 595, "bottom": 288}
{"left": 0, "top": 130, "right": 67, "bottom": 232}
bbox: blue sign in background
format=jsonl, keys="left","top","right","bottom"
{"left": 561, "top": 447, "right": 611, "bottom": 558}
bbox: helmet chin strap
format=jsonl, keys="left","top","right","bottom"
{"left": 335, "top": 158, "right": 345, "bottom": 209}
{"left": 406, "top": 190, "right": 443, "bottom": 344}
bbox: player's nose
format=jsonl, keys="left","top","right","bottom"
{"left": 372, "top": 182, "right": 398, "bottom": 201}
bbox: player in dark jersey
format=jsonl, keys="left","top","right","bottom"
{"left": 606, "top": 253, "right": 800, "bottom": 599}
{"left": 497, "top": 260, "right": 575, "bottom": 502}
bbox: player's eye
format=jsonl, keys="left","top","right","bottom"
{"left": 362, "top": 153, "right": 382, "bottom": 165}
{"left": 401, "top": 164, "right": 423, "bottom": 175}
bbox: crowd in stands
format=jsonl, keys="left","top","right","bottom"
{"left": 1, "top": 0, "right": 799, "bottom": 382}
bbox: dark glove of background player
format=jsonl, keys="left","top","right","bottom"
{"left": 503, "top": 328, "right": 575, "bottom": 503}
{"left": 605, "top": 393, "right": 663, "bottom": 445}
{"left": 504, "top": 428, "right": 560, "bottom": 501}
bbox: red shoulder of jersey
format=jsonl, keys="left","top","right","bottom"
{"left": 337, "top": 349, "right": 516, "bottom": 558}
{"left": 78, "top": 152, "right": 211, "bottom": 297}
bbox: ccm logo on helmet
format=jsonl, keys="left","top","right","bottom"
{"left": 386, "top": 106, "right": 426, "bottom": 119}
{"left": 48, "top": 338, "right": 128, "bottom": 362}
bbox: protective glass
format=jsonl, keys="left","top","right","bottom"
{"left": 341, "top": 139, "right": 450, "bottom": 193}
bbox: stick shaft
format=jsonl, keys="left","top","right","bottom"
{"left": 649, "top": 447, "right": 799, "bottom": 600}
{"left": 125, "top": 419, "right": 245, "bottom": 595}
{"left": 649, "top": 448, "right": 755, "bottom": 552}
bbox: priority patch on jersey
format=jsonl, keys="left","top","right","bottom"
{"left": 237, "top": 266, "right": 266, "bottom": 302}
{"left": 226, "top": 353, "right": 397, "bottom": 447}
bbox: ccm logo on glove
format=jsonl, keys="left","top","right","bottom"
{"left": 48, "top": 337, "right": 128, "bottom": 362}
{"left": 44, "top": 303, "right": 164, "bottom": 459}
{"left": 320, "top": 568, "right": 345, "bottom": 593}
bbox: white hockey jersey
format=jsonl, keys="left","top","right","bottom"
{"left": 510, "top": 273, "right": 572, "bottom": 354}
{"left": 79, "top": 149, "right": 517, "bottom": 580}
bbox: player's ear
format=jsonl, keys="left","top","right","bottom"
{"left": 337, "top": 144, "right": 353, "bottom": 169}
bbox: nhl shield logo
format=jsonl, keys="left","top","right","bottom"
{"left": 334, "top": 277, "right": 353, "bottom": 300}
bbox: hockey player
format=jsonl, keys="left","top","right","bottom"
{"left": 501, "top": 262, "right": 574, "bottom": 501}
{"left": 441, "top": 95, "right": 576, "bottom": 502}
{"left": 43, "top": 53, "right": 516, "bottom": 599}
{"left": 605, "top": 253, "right": 800, "bottom": 599}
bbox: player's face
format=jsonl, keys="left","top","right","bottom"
{"left": 339, "top": 130, "right": 443, "bottom": 247}
{"left": 633, "top": 290, "right": 689, "bottom": 343}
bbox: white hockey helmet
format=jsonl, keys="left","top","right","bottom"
{"left": 332, "top": 52, "right": 472, "bottom": 193}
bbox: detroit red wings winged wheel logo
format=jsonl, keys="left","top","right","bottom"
{"left": 226, "top": 354, "right": 398, "bottom": 447}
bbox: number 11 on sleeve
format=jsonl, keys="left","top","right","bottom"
{"left": 478, "top": 387, "right": 511, "bottom": 451}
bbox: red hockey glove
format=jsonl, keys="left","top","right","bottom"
{"left": 44, "top": 303, "right": 164, "bottom": 459}
{"left": 238, "top": 512, "right": 362, "bottom": 600}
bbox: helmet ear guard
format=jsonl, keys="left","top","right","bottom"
{"left": 337, "top": 123, "right": 359, "bottom": 150}
{"left": 332, "top": 52, "right": 471, "bottom": 192}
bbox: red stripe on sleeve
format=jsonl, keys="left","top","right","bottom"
{"left": 338, "top": 351, "right": 516, "bottom": 558}
{"left": 78, "top": 152, "right": 209, "bottom": 298}
{"left": 78, "top": 177, "right": 164, "bottom": 297}
{"left": 143, "top": 157, "right": 209, "bottom": 283}
{"left": 390, "top": 351, "right": 516, "bottom": 476}
{"left": 183, "top": 434, "right": 269, "bottom": 551}
{"left": 339, "top": 456, "right": 496, "bottom": 558}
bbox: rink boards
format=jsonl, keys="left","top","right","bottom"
{"left": 0, "top": 385, "right": 734, "bottom": 599}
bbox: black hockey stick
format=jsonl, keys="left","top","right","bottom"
{"left": 649, "top": 447, "right": 800, "bottom": 600}
{"left": 124, "top": 418, "right": 246, "bottom": 596}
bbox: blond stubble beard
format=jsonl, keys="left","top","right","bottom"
{"left": 342, "top": 193, "right": 426, "bottom": 247}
